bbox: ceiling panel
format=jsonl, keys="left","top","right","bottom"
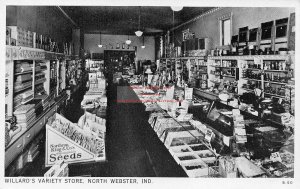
{"left": 61, "top": 6, "right": 215, "bottom": 35}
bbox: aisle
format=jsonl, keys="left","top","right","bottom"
{"left": 19, "top": 80, "right": 186, "bottom": 177}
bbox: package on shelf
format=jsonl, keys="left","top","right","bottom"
{"left": 7, "top": 26, "right": 26, "bottom": 47}
{"left": 15, "top": 61, "right": 33, "bottom": 73}
{"left": 16, "top": 73, "right": 31, "bottom": 83}
{"left": 13, "top": 104, "right": 36, "bottom": 129}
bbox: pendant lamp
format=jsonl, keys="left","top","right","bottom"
{"left": 98, "top": 32, "right": 103, "bottom": 48}
{"left": 171, "top": 6, "right": 183, "bottom": 11}
{"left": 141, "top": 36, "right": 145, "bottom": 49}
{"left": 126, "top": 35, "right": 132, "bottom": 45}
{"left": 135, "top": 7, "right": 143, "bottom": 37}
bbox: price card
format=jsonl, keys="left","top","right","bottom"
{"left": 185, "top": 88, "right": 193, "bottom": 100}
{"left": 270, "top": 152, "right": 282, "bottom": 162}
{"left": 223, "top": 136, "right": 230, "bottom": 147}
{"left": 205, "top": 128, "right": 213, "bottom": 143}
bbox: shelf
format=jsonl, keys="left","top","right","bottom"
{"left": 197, "top": 72, "right": 208, "bottom": 74}
{"left": 211, "top": 73, "right": 235, "bottom": 78}
{"left": 241, "top": 88, "right": 254, "bottom": 92}
{"left": 208, "top": 55, "right": 289, "bottom": 60}
{"left": 14, "top": 85, "right": 32, "bottom": 93}
{"left": 35, "top": 78, "right": 47, "bottom": 85}
{"left": 36, "top": 68, "right": 47, "bottom": 72}
{"left": 6, "top": 45, "right": 77, "bottom": 61}
{"left": 14, "top": 70, "right": 33, "bottom": 75}
{"left": 224, "top": 84, "right": 238, "bottom": 88}
{"left": 264, "top": 92, "right": 285, "bottom": 98}
{"left": 212, "top": 66, "right": 237, "bottom": 69}
{"left": 223, "top": 75, "right": 235, "bottom": 78}
{"left": 245, "top": 68, "right": 262, "bottom": 71}
{"left": 264, "top": 81, "right": 287, "bottom": 85}
{"left": 242, "top": 78, "right": 261, "bottom": 81}
{"left": 264, "top": 69, "right": 288, "bottom": 72}
{"left": 210, "top": 80, "right": 221, "bottom": 84}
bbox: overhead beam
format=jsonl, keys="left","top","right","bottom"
{"left": 57, "top": 6, "right": 79, "bottom": 28}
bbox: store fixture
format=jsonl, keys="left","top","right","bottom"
{"left": 5, "top": 40, "right": 79, "bottom": 175}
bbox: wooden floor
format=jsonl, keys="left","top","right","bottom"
{"left": 18, "top": 76, "right": 186, "bottom": 177}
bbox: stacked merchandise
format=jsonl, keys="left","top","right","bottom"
{"left": 14, "top": 62, "right": 33, "bottom": 93}
{"left": 15, "top": 61, "right": 32, "bottom": 73}
{"left": 25, "top": 99, "right": 43, "bottom": 117}
{"left": 13, "top": 104, "right": 36, "bottom": 130}
{"left": 39, "top": 62, "right": 47, "bottom": 70}
{"left": 13, "top": 89, "right": 34, "bottom": 111}
{"left": 35, "top": 84, "right": 46, "bottom": 95}
{"left": 34, "top": 95, "right": 50, "bottom": 111}
{"left": 35, "top": 72, "right": 46, "bottom": 85}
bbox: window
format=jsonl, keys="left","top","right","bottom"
{"left": 218, "top": 13, "right": 232, "bottom": 46}
{"left": 221, "top": 19, "right": 231, "bottom": 45}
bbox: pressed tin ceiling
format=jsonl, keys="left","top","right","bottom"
{"left": 61, "top": 6, "right": 215, "bottom": 35}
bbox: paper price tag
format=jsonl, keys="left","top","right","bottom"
{"left": 270, "top": 152, "right": 282, "bottom": 162}
{"left": 185, "top": 88, "right": 193, "bottom": 100}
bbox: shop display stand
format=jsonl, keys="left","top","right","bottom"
{"left": 45, "top": 113, "right": 106, "bottom": 167}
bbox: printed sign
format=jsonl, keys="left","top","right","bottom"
{"left": 45, "top": 125, "right": 96, "bottom": 167}
{"left": 185, "top": 88, "right": 193, "bottom": 100}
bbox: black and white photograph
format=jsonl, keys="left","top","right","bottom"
{"left": 1, "top": 0, "right": 299, "bottom": 188}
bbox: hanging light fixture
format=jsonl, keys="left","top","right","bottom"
{"left": 98, "top": 32, "right": 103, "bottom": 48}
{"left": 126, "top": 34, "right": 132, "bottom": 45}
{"left": 135, "top": 7, "right": 143, "bottom": 37}
{"left": 141, "top": 36, "right": 145, "bottom": 49}
{"left": 171, "top": 6, "right": 183, "bottom": 11}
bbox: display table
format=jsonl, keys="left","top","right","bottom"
{"left": 128, "top": 84, "right": 294, "bottom": 178}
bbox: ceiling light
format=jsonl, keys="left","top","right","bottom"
{"left": 98, "top": 32, "right": 103, "bottom": 48}
{"left": 145, "top": 68, "right": 152, "bottom": 74}
{"left": 171, "top": 6, "right": 183, "bottom": 11}
{"left": 135, "top": 31, "right": 143, "bottom": 37}
{"left": 126, "top": 35, "right": 132, "bottom": 44}
{"left": 141, "top": 36, "right": 145, "bottom": 48}
{"left": 135, "top": 6, "right": 143, "bottom": 37}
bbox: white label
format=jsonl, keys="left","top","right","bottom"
{"left": 292, "top": 26, "right": 295, "bottom": 32}
{"left": 185, "top": 88, "right": 193, "bottom": 100}
{"left": 205, "top": 128, "right": 213, "bottom": 142}
{"left": 270, "top": 152, "right": 282, "bottom": 162}
{"left": 223, "top": 136, "right": 230, "bottom": 147}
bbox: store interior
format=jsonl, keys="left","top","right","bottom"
{"left": 5, "top": 6, "right": 295, "bottom": 178}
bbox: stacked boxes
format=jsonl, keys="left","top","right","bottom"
{"left": 7, "top": 26, "right": 33, "bottom": 47}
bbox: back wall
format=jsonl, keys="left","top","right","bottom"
{"left": 84, "top": 34, "right": 155, "bottom": 61}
